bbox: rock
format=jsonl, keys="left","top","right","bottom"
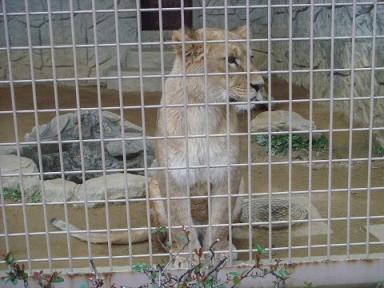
{"left": 75, "top": 173, "right": 146, "bottom": 207}
{"left": 251, "top": 110, "right": 320, "bottom": 136}
{"left": 0, "top": 155, "right": 41, "bottom": 199}
{"left": 22, "top": 111, "right": 155, "bottom": 183}
{"left": 42, "top": 179, "right": 78, "bottom": 202}
{"left": 0, "top": 145, "right": 17, "bottom": 155}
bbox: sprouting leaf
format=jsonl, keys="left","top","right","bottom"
{"left": 4, "top": 252, "right": 15, "bottom": 265}
{"left": 276, "top": 268, "right": 289, "bottom": 279}
{"left": 255, "top": 243, "right": 267, "bottom": 254}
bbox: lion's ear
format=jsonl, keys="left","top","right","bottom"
{"left": 232, "top": 25, "right": 248, "bottom": 39}
{"left": 172, "top": 29, "right": 203, "bottom": 59}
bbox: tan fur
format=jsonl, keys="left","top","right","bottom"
{"left": 51, "top": 26, "right": 267, "bottom": 256}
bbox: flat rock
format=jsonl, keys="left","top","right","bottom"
{"left": 75, "top": 173, "right": 146, "bottom": 207}
{"left": 0, "top": 154, "right": 41, "bottom": 199}
{"left": 251, "top": 110, "right": 320, "bottom": 137}
{"left": 42, "top": 179, "right": 78, "bottom": 202}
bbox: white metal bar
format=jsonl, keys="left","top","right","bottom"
{"left": 24, "top": 0, "right": 53, "bottom": 271}
{"left": 179, "top": 0, "right": 194, "bottom": 261}
{"left": 327, "top": 0, "right": 336, "bottom": 260}
{"left": 1, "top": 0, "right": 33, "bottom": 273}
{"left": 307, "top": 0, "right": 314, "bottom": 260}
{"left": 288, "top": 0, "right": 293, "bottom": 263}
{"left": 90, "top": 0, "right": 113, "bottom": 269}
{"left": 223, "top": 0, "right": 233, "bottom": 263}
{"left": 46, "top": 0, "right": 74, "bottom": 271}
{"left": 346, "top": 1, "right": 357, "bottom": 259}
{"left": 1, "top": 2, "right": 383, "bottom": 17}
{"left": 68, "top": 0, "right": 93, "bottom": 261}
{"left": 4, "top": 34, "right": 384, "bottom": 51}
{"left": 245, "top": 0, "right": 253, "bottom": 263}
{"left": 112, "top": 0, "right": 134, "bottom": 266}
{"left": 366, "top": 1, "right": 377, "bottom": 258}
{"left": 156, "top": 0, "right": 173, "bottom": 261}
{"left": 267, "top": 0, "right": 273, "bottom": 263}
{"left": 201, "top": 0, "right": 213, "bottom": 257}
{"left": 2, "top": 66, "right": 384, "bottom": 83}
{"left": 134, "top": 0, "right": 153, "bottom": 264}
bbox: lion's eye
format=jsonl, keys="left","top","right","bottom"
{"left": 228, "top": 56, "right": 237, "bottom": 64}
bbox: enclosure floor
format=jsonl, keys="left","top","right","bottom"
{"left": 0, "top": 80, "right": 383, "bottom": 270}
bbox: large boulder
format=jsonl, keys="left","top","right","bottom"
{"left": 21, "top": 111, "right": 155, "bottom": 183}
{"left": 0, "top": 154, "right": 41, "bottom": 200}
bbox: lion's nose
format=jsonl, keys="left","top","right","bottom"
{"left": 250, "top": 83, "right": 263, "bottom": 92}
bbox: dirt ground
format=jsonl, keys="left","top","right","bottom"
{"left": 0, "top": 80, "right": 383, "bottom": 270}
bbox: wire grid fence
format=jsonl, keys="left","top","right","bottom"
{"left": 0, "top": 0, "right": 384, "bottom": 275}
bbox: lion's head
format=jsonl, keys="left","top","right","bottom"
{"left": 172, "top": 26, "right": 268, "bottom": 111}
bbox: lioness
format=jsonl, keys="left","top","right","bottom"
{"left": 52, "top": 26, "right": 268, "bottom": 260}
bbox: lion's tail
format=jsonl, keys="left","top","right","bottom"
{"left": 50, "top": 218, "right": 149, "bottom": 245}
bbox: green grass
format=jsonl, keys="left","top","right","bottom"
{"left": 253, "top": 133, "right": 329, "bottom": 155}
{"left": 374, "top": 145, "right": 384, "bottom": 157}
{"left": 2, "top": 185, "right": 41, "bottom": 203}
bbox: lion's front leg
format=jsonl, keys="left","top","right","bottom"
{"left": 167, "top": 179, "right": 201, "bottom": 262}
{"left": 203, "top": 175, "right": 240, "bottom": 260}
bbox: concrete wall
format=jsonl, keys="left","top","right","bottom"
{"left": 0, "top": 0, "right": 383, "bottom": 144}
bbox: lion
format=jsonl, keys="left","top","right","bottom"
{"left": 52, "top": 25, "right": 268, "bottom": 262}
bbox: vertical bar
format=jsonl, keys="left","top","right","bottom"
{"left": 47, "top": 0, "right": 73, "bottom": 271}
{"left": 90, "top": 0, "right": 113, "bottom": 269}
{"left": 1, "top": 0, "right": 32, "bottom": 272}
{"left": 201, "top": 0, "right": 213, "bottom": 255}
{"left": 307, "top": 0, "right": 314, "bottom": 260}
{"left": 245, "top": 0, "right": 253, "bottom": 263}
{"left": 365, "top": 1, "right": 377, "bottom": 258}
{"left": 287, "top": 0, "right": 293, "bottom": 263}
{"left": 157, "top": 0, "right": 173, "bottom": 258}
{"left": 267, "top": 0, "right": 273, "bottom": 262}
{"left": 135, "top": 0, "right": 153, "bottom": 264}
{"left": 223, "top": 0, "right": 233, "bottom": 263}
{"left": 24, "top": 0, "right": 53, "bottom": 271}
{"left": 113, "top": 0, "right": 134, "bottom": 266}
{"left": 327, "top": 0, "right": 336, "bottom": 260}
{"left": 69, "top": 0, "right": 93, "bottom": 261}
{"left": 179, "top": 0, "right": 193, "bottom": 259}
{"left": 346, "top": 1, "right": 357, "bottom": 259}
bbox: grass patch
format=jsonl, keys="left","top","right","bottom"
{"left": 374, "top": 145, "right": 384, "bottom": 157}
{"left": 2, "top": 185, "right": 41, "bottom": 203}
{"left": 2, "top": 186, "right": 22, "bottom": 202}
{"left": 253, "top": 133, "right": 329, "bottom": 155}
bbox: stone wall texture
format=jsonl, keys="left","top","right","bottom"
{"left": 0, "top": 0, "right": 383, "bottom": 144}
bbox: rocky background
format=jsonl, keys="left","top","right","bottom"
{"left": 0, "top": 0, "right": 383, "bottom": 144}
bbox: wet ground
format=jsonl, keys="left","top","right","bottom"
{"left": 0, "top": 80, "right": 383, "bottom": 270}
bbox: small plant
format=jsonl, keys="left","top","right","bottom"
{"left": 374, "top": 145, "right": 384, "bottom": 157}
{"left": 2, "top": 186, "right": 22, "bottom": 203}
{"left": 1, "top": 185, "right": 41, "bottom": 203}
{"left": 1, "top": 252, "right": 63, "bottom": 288}
{"left": 129, "top": 227, "right": 289, "bottom": 288}
{"left": 253, "top": 133, "right": 328, "bottom": 155}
